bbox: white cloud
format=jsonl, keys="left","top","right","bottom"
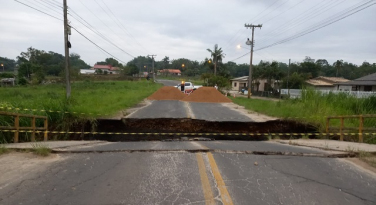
{"left": 0, "top": 0, "right": 375, "bottom": 66}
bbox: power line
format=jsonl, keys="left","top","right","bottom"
{"left": 76, "top": 0, "right": 144, "bottom": 55}
{"left": 261, "top": 0, "right": 306, "bottom": 24}
{"left": 71, "top": 26, "right": 127, "bottom": 64}
{"left": 256, "top": 1, "right": 376, "bottom": 51}
{"left": 221, "top": 0, "right": 280, "bottom": 52}
{"left": 258, "top": 0, "right": 346, "bottom": 45}
{"left": 14, "top": 0, "right": 128, "bottom": 64}
{"left": 228, "top": 1, "right": 375, "bottom": 62}
{"left": 39, "top": 0, "right": 62, "bottom": 9}
{"left": 14, "top": 0, "right": 63, "bottom": 21}
{"left": 68, "top": 11, "right": 135, "bottom": 58}
{"left": 99, "top": 0, "right": 149, "bottom": 53}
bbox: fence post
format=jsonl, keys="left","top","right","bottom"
{"left": 340, "top": 117, "right": 344, "bottom": 141}
{"left": 14, "top": 114, "right": 19, "bottom": 143}
{"left": 31, "top": 116, "right": 36, "bottom": 142}
{"left": 325, "top": 117, "right": 330, "bottom": 134}
{"left": 44, "top": 118, "right": 48, "bottom": 141}
{"left": 359, "top": 115, "right": 364, "bottom": 143}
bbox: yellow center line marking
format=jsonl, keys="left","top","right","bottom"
{"left": 207, "top": 152, "right": 234, "bottom": 205}
{"left": 196, "top": 153, "right": 215, "bottom": 205}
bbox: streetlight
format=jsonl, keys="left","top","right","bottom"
{"left": 182, "top": 63, "right": 185, "bottom": 69}
{"left": 1, "top": 64, "right": 3, "bottom": 72}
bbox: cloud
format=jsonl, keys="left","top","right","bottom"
{"left": 0, "top": 0, "right": 375, "bottom": 66}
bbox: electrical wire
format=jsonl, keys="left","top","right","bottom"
{"left": 258, "top": 0, "right": 346, "bottom": 45}
{"left": 71, "top": 26, "right": 126, "bottom": 64}
{"left": 68, "top": 11, "right": 135, "bottom": 58}
{"left": 76, "top": 0, "right": 144, "bottom": 55}
{"left": 99, "top": 0, "right": 149, "bottom": 53}
{"left": 256, "top": 1, "right": 376, "bottom": 51}
{"left": 14, "top": 0, "right": 128, "bottom": 64}
{"left": 14, "top": 0, "right": 63, "bottom": 21}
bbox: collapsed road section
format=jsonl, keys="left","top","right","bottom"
{"left": 80, "top": 118, "right": 317, "bottom": 141}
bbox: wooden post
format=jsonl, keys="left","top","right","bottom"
{"left": 359, "top": 115, "right": 364, "bottom": 143}
{"left": 44, "top": 118, "right": 48, "bottom": 141}
{"left": 325, "top": 118, "right": 330, "bottom": 134}
{"left": 340, "top": 117, "right": 344, "bottom": 141}
{"left": 14, "top": 114, "right": 19, "bottom": 143}
{"left": 31, "top": 116, "right": 36, "bottom": 142}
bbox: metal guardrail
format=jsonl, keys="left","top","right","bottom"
{"left": 0, "top": 111, "right": 48, "bottom": 143}
{"left": 326, "top": 114, "right": 376, "bottom": 143}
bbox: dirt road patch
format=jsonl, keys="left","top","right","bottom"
{"left": 147, "top": 86, "right": 186, "bottom": 101}
{"left": 182, "top": 87, "right": 232, "bottom": 103}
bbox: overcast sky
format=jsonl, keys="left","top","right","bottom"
{"left": 1, "top": 0, "right": 375, "bottom": 66}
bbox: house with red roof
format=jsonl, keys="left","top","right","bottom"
{"left": 159, "top": 69, "right": 181, "bottom": 76}
{"left": 92, "top": 64, "right": 120, "bottom": 74}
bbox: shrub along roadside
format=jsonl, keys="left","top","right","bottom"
{"left": 0, "top": 80, "right": 162, "bottom": 142}
{"left": 231, "top": 89, "right": 376, "bottom": 143}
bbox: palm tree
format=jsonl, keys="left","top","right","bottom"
{"left": 333, "top": 59, "right": 343, "bottom": 77}
{"left": 207, "top": 44, "right": 225, "bottom": 76}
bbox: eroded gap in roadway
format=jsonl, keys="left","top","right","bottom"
{"left": 76, "top": 118, "right": 317, "bottom": 142}
{"left": 51, "top": 149, "right": 355, "bottom": 158}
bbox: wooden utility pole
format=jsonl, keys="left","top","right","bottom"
{"left": 245, "top": 24, "right": 262, "bottom": 99}
{"left": 287, "top": 59, "right": 291, "bottom": 95}
{"left": 148, "top": 55, "right": 157, "bottom": 81}
{"left": 63, "top": 0, "right": 71, "bottom": 98}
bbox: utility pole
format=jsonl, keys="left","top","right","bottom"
{"left": 63, "top": 0, "right": 71, "bottom": 99}
{"left": 245, "top": 24, "right": 262, "bottom": 99}
{"left": 148, "top": 55, "right": 157, "bottom": 81}
{"left": 287, "top": 59, "right": 291, "bottom": 96}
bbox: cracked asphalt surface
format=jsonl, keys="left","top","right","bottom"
{"left": 1, "top": 141, "right": 375, "bottom": 205}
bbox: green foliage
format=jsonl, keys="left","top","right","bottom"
{"left": 0, "top": 57, "right": 16, "bottom": 71}
{"left": 31, "top": 143, "right": 51, "bottom": 156}
{"left": 18, "top": 77, "right": 28, "bottom": 85}
{"left": 232, "top": 89, "right": 376, "bottom": 134}
{"left": 122, "top": 64, "right": 139, "bottom": 76}
{"left": 0, "top": 72, "right": 14, "bottom": 78}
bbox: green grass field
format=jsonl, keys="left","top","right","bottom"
{"left": 231, "top": 90, "right": 376, "bottom": 143}
{"left": 0, "top": 80, "right": 161, "bottom": 117}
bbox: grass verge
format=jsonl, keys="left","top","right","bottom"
{"left": 231, "top": 90, "right": 376, "bottom": 129}
{"left": 359, "top": 151, "right": 376, "bottom": 168}
{"left": 0, "top": 145, "right": 9, "bottom": 155}
{"left": 31, "top": 143, "right": 52, "bottom": 157}
{"left": 0, "top": 80, "right": 162, "bottom": 142}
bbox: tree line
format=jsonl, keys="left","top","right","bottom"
{"left": 1, "top": 46, "right": 375, "bottom": 88}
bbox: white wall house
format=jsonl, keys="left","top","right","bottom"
{"left": 305, "top": 76, "right": 351, "bottom": 91}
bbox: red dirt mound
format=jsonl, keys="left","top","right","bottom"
{"left": 182, "top": 87, "right": 232, "bottom": 103}
{"left": 147, "top": 86, "right": 186, "bottom": 100}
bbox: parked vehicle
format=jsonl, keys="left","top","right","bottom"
{"left": 176, "top": 81, "right": 202, "bottom": 94}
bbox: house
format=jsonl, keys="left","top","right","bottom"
{"left": 230, "top": 76, "right": 276, "bottom": 92}
{"left": 80, "top": 69, "right": 96, "bottom": 74}
{"left": 305, "top": 76, "right": 351, "bottom": 91}
{"left": 159, "top": 69, "right": 181, "bottom": 76}
{"left": 0, "top": 78, "right": 15, "bottom": 87}
{"left": 92, "top": 64, "right": 120, "bottom": 74}
{"left": 335, "top": 72, "right": 376, "bottom": 91}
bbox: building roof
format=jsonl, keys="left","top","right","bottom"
{"left": 231, "top": 76, "right": 248, "bottom": 81}
{"left": 336, "top": 72, "right": 376, "bottom": 86}
{"left": 306, "top": 76, "right": 349, "bottom": 87}
{"left": 160, "top": 69, "right": 181, "bottom": 74}
{"left": 93, "top": 64, "right": 111, "bottom": 70}
{"left": 110, "top": 67, "right": 120, "bottom": 71}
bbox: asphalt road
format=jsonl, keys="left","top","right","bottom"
{"left": 156, "top": 79, "right": 180, "bottom": 86}
{"left": 1, "top": 141, "right": 375, "bottom": 205}
{"left": 128, "top": 100, "right": 253, "bottom": 121}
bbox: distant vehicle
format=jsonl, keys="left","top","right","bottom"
{"left": 176, "top": 81, "right": 202, "bottom": 94}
